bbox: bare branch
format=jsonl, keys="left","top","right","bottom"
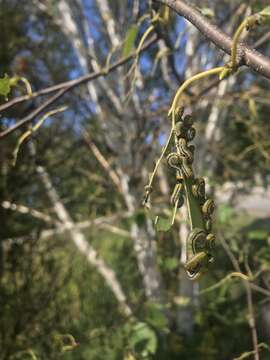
{"left": 82, "top": 130, "right": 123, "bottom": 193}
{"left": 1, "top": 200, "right": 57, "bottom": 224}
{"left": 154, "top": 0, "right": 270, "bottom": 79}
{"left": 0, "top": 36, "right": 157, "bottom": 139}
{"left": 220, "top": 236, "right": 260, "bottom": 360}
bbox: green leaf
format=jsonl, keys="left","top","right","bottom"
{"left": 122, "top": 25, "right": 139, "bottom": 57}
{"left": 130, "top": 322, "right": 157, "bottom": 357}
{"left": 217, "top": 204, "right": 234, "bottom": 223}
{"left": 260, "top": 6, "right": 270, "bottom": 17}
{"left": 200, "top": 7, "right": 214, "bottom": 18}
{"left": 163, "top": 257, "right": 178, "bottom": 271}
{"left": 259, "top": 6, "right": 270, "bottom": 24}
{"left": 0, "top": 74, "right": 11, "bottom": 98}
{"left": 154, "top": 215, "right": 172, "bottom": 232}
{"left": 145, "top": 303, "right": 168, "bottom": 330}
{"left": 247, "top": 229, "right": 268, "bottom": 241}
{"left": 0, "top": 74, "right": 32, "bottom": 100}
{"left": 248, "top": 98, "right": 258, "bottom": 118}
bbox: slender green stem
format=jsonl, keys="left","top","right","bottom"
{"left": 13, "top": 106, "right": 67, "bottom": 166}
{"left": 168, "top": 67, "right": 225, "bottom": 122}
{"left": 125, "top": 16, "right": 160, "bottom": 102}
{"left": 134, "top": 13, "right": 161, "bottom": 60}
{"left": 136, "top": 25, "right": 155, "bottom": 56}
{"left": 171, "top": 197, "right": 179, "bottom": 226}
{"left": 231, "top": 14, "right": 262, "bottom": 69}
{"left": 231, "top": 18, "right": 249, "bottom": 69}
{"left": 20, "top": 77, "right": 33, "bottom": 96}
{"left": 146, "top": 126, "right": 174, "bottom": 192}
{"left": 200, "top": 272, "right": 250, "bottom": 294}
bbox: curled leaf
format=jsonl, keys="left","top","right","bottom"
{"left": 0, "top": 74, "right": 32, "bottom": 99}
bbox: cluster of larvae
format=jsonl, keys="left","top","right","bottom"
{"left": 167, "top": 108, "right": 215, "bottom": 280}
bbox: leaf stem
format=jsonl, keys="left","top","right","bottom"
{"left": 20, "top": 77, "right": 33, "bottom": 96}
{"left": 146, "top": 127, "right": 174, "bottom": 191}
{"left": 231, "top": 18, "right": 249, "bottom": 70}
{"left": 231, "top": 14, "right": 262, "bottom": 69}
{"left": 168, "top": 67, "right": 225, "bottom": 124}
{"left": 13, "top": 106, "right": 67, "bottom": 166}
{"left": 136, "top": 25, "right": 155, "bottom": 56}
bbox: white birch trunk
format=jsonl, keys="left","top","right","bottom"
{"left": 119, "top": 172, "right": 166, "bottom": 303}
{"left": 29, "top": 143, "right": 132, "bottom": 317}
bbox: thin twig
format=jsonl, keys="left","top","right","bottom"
{"left": 1, "top": 200, "right": 58, "bottom": 224}
{"left": 82, "top": 130, "right": 123, "bottom": 193}
{"left": 220, "top": 236, "right": 260, "bottom": 360}
{"left": 0, "top": 36, "right": 158, "bottom": 139}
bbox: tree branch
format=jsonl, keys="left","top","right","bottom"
{"left": 220, "top": 236, "right": 260, "bottom": 360}
{"left": 1, "top": 200, "right": 58, "bottom": 224}
{"left": 0, "top": 36, "right": 157, "bottom": 139}
{"left": 82, "top": 130, "right": 123, "bottom": 194}
{"left": 154, "top": 0, "right": 270, "bottom": 79}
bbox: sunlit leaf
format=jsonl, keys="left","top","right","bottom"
{"left": 130, "top": 322, "right": 157, "bottom": 357}
{"left": 154, "top": 215, "right": 172, "bottom": 232}
{"left": 260, "top": 6, "right": 270, "bottom": 17}
{"left": 201, "top": 7, "right": 214, "bottom": 18}
{"left": 248, "top": 98, "right": 258, "bottom": 118}
{"left": 0, "top": 74, "right": 32, "bottom": 100}
{"left": 247, "top": 229, "right": 268, "bottom": 241}
{"left": 0, "top": 74, "right": 11, "bottom": 98}
{"left": 259, "top": 6, "right": 270, "bottom": 24}
{"left": 122, "top": 25, "right": 139, "bottom": 57}
{"left": 145, "top": 303, "right": 168, "bottom": 330}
